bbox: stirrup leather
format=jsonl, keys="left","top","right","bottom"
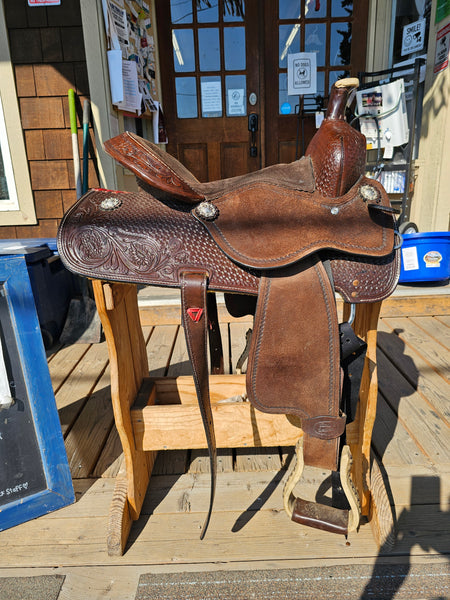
{"left": 283, "top": 437, "right": 361, "bottom": 535}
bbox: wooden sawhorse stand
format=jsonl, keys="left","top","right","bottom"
{"left": 92, "top": 280, "right": 394, "bottom": 556}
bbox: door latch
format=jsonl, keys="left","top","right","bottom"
{"left": 248, "top": 113, "right": 258, "bottom": 158}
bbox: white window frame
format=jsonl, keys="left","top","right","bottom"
{"left": 0, "top": 3, "right": 37, "bottom": 226}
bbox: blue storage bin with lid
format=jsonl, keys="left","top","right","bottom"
{"left": 399, "top": 232, "right": 450, "bottom": 283}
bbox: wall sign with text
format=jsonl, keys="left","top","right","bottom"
{"left": 287, "top": 53, "right": 317, "bottom": 96}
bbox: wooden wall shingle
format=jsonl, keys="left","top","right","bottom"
{"left": 1, "top": 0, "right": 98, "bottom": 240}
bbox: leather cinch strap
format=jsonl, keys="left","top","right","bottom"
{"left": 180, "top": 270, "right": 217, "bottom": 539}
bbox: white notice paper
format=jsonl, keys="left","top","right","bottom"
{"left": 201, "top": 81, "right": 222, "bottom": 114}
{"left": 116, "top": 60, "right": 142, "bottom": 114}
{"left": 227, "top": 88, "right": 245, "bottom": 115}
{"left": 107, "top": 49, "right": 124, "bottom": 104}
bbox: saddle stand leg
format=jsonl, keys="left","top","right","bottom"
{"left": 92, "top": 280, "right": 156, "bottom": 556}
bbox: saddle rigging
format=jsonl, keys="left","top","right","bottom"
{"left": 57, "top": 78, "right": 399, "bottom": 539}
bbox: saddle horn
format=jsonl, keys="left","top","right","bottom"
{"left": 306, "top": 77, "right": 366, "bottom": 198}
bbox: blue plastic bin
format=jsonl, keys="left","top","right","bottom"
{"left": 399, "top": 232, "right": 450, "bottom": 283}
{"left": 0, "top": 238, "right": 77, "bottom": 347}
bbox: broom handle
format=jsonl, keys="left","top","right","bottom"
{"left": 82, "top": 100, "right": 90, "bottom": 195}
{"left": 68, "top": 89, "right": 82, "bottom": 199}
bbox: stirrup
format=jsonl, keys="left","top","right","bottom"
{"left": 283, "top": 437, "right": 361, "bottom": 535}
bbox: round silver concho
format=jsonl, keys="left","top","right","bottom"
{"left": 99, "top": 197, "right": 122, "bottom": 211}
{"left": 359, "top": 184, "right": 379, "bottom": 202}
{"left": 194, "top": 200, "right": 219, "bottom": 221}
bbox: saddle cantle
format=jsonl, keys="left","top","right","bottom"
{"left": 57, "top": 78, "right": 400, "bottom": 539}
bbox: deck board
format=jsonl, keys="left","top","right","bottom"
{"left": 1, "top": 291, "right": 449, "bottom": 597}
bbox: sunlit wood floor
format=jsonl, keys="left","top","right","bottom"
{"left": 0, "top": 285, "right": 448, "bottom": 599}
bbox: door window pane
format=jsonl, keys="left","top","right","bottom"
{"left": 224, "top": 1, "right": 244, "bottom": 21}
{"left": 305, "top": 0, "right": 327, "bottom": 18}
{"left": 0, "top": 97, "right": 18, "bottom": 211}
{"left": 330, "top": 22, "right": 352, "bottom": 65}
{"left": 176, "top": 77, "right": 198, "bottom": 118}
{"left": 305, "top": 23, "right": 326, "bottom": 66}
{"left": 197, "top": 0, "right": 218, "bottom": 22}
{"left": 331, "top": 0, "right": 353, "bottom": 17}
{"left": 224, "top": 27, "right": 246, "bottom": 70}
{"left": 316, "top": 70, "right": 325, "bottom": 97}
{"left": 279, "top": 0, "right": 300, "bottom": 20}
{"left": 173, "top": 29, "right": 196, "bottom": 72}
{"left": 279, "top": 72, "right": 294, "bottom": 113}
{"left": 0, "top": 150, "right": 10, "bottom": 203}
{"left": 329, "top": 70, "right": 349, "bottom": 91}
{"left": 226, "top": 75, "right": 246, "bottom": 116}
{"left": 201, "top": 76, "right": 222, "bottom": 117}
{"left": 198, "top": 28, "right": 221, "bottom": 71}
{"left": 170, "top": 0, "right": 193, "bottom": 24}
{"left": 279, "top": 23, "right": 301, "bottom": 67}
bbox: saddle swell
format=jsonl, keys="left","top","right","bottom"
{"left": 57, "top": 78, "right": 400, "bottom": 539}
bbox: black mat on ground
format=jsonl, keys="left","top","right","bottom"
{"left": 0, "top": 575, "right": 65, "bottom": 600}
{"left": 136, "top": 564, "right": 448, "bottom": 600}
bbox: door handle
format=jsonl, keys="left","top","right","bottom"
{"left": 248, "top": 113, "right": 258, "bottom": 157}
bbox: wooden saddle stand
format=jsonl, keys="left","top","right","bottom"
{"left": 57, "top": 79, "right": 400, "bottom": 556}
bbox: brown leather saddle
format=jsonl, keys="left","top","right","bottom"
{"left": 57, "top": 79, "right": 399, "bottom": 539}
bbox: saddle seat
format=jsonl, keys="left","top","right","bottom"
{"left": 104, "top": 131, "right": 316, "bottom": 203}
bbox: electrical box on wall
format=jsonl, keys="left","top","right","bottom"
{"left": 356, "top": 79, "right": 409, "bottom": 151}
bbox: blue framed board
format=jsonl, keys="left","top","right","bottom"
{"left": 0, "top": 254, "right": 74, "bottom": 530}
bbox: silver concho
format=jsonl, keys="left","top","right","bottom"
{"left": 99, "top": 197, "right": 122, "bottom": 211}
{"left": 194, "top": 200, "right": 219, "bottom": 221}
{"left": 359, "top": 184, "right": 379, "bottom": 202}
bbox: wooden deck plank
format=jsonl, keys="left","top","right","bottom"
{"left": 434, "top": 314, "right": 450, "bottom": 328}
{"left": 151, "top": 326, "right": 192, "bottom": 475}
{"left": 229, "top": 321, "right": 286, "bottom": 472}
{"left": 382, "top": 316, "right": 449, "bottom": 381}
{"left": 379, "top": 293, "right": 450, "bottom": 317}
{"left": 1, "top": 503, "right": 447, "bottom": 568}
{"left": 145, "top": 324, "right": 178, "bottom": 377}
{"left": 377, "top": 320, "right": 450, "bottom": 422}
{"left": 64, "top": 366, "right": 115, "bottom": 478}
{"left": 93, "top": 426, "right": 124, "bottom": 478}
{"left": 371, "top": 395, "right": 432, "bottom": 467}
{"left": 235, "top": 447, "right": 283, "bottom": 471}
{"left": 47, "top": 342, "right": 91, "bottom": 393}
{"left": 34, "top": 470, "right": 448, "bottom": 522}
{"left": 55, "top": 340, "right": 111, "bottom": 436}
{"left": 377, "top": 350, "right": 450, "bottom": 464}
{"left": 410, "top": 315, "right": 450, "bottom": 349}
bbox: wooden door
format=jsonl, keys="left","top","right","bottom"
{"left": 156, "top": 0, "right": 262, "bottom": 181}
{"left": 156, "top": 0, "right": 369, "bottom": 178}
{"left": 263, "top": 0, "right": 369, "bottom": 165}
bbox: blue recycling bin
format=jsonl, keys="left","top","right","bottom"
{"left": 0, "top": 238, "right": 77, "bottom": 347}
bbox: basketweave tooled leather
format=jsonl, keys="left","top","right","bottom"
{"left": 57, "top": 187, "right": 399, "bottom": 304}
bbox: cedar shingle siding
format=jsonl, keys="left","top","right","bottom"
{"left": 1, "top": 0, "right": 97, "bottom": 239}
